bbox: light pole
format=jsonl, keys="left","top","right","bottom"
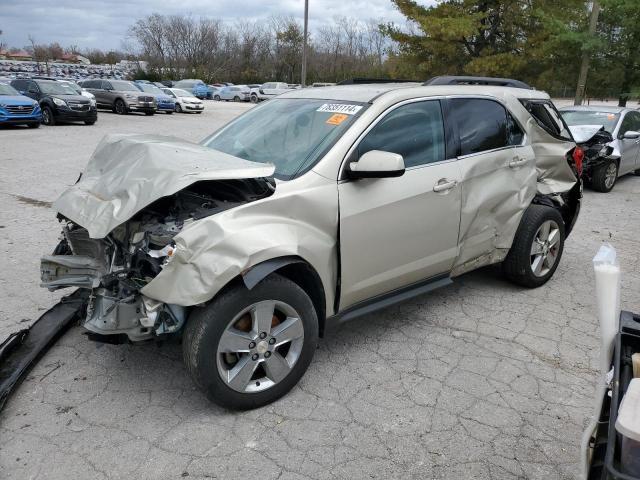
{"left": 301, "top": 0, "right": 309, "bottom": 87}
{"left": 574, "top": 1, "right": 600, "bottom": 105}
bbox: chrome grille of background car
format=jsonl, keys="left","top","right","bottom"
{"left": 65, "top": 227, "right": 107, "bottom": 260}
{"left": 6, "top": 105, "right": 34, "bottom": 115}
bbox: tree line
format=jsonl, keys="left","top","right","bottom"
{"left": 128, "top": 14, "right": 390, "bottom": 85}
{"left": 4, "top": 1, "right": 638, "bottom": 103}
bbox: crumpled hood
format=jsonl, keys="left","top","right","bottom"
{"left": 568, "top": 124, "right": 606, "bottom": 144}
{"left": 54, "top": 134, "right": 275, "bottom": 239}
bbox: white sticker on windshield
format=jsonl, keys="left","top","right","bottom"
{"left": 317, "top": 103, "right": 363, "bottom": 115}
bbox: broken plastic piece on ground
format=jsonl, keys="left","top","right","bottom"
{"left": 0, "top": 289, "right": 87, "bottom": 411}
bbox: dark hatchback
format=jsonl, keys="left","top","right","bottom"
{"left": 10, "top": 79, "right": 97, "bottom": 126}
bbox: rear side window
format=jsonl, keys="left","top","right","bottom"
{"left": 520, "top": 99, "right": 571, "bottom": 140}
{"left": 450, "top": 98, "right": 511, "bottom": 155}
{"left": 358, "top": 100, "right": 446, "bottom": 168}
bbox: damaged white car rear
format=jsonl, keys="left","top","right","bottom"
{"left": 41, "top": 79, "right": 583, "bottom": 409}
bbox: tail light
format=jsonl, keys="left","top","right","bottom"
{"left": 572, "top": 146, "right": 584, "bottom": 177}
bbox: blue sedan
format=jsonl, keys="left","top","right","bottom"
{"left": 0, "top": 82, "right": 42, "bottom": 128}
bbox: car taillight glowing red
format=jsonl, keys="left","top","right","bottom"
{"left": 572, "top": 146, "right": 584, "bottom": 177}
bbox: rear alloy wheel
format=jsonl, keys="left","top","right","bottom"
{"left": 502, "top": 205, "right": 565, "bottom": 288}
{"left": 233, "top": 96, "right": 241, "bottom": 102}
{"left": 183, "top": 274, "right": 318, "bottom": 410}
{"left": 591, "top": 160, "right": 618, "bottom": 193}
{"left": 42, "top": 106, "right": 55, "bottom": 126}
{"left": 114, "top": 99, "right": 127, "bottom": 115}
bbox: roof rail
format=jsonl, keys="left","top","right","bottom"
{"left": 423, "top": 75, "right": 532, "bottom": 89}
{"left": 337, "top": 78, "right": 416, "bottom": 85}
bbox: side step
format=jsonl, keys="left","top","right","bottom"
{"left": 0, "top": 289, "right": 87, "bottom": 410}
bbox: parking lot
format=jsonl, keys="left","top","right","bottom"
{"left": 1, "top": 101, "right": 640, "bottom": 480}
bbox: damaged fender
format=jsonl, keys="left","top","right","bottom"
{"left": 141, "top": 172, "right": 339, "bottom": 314}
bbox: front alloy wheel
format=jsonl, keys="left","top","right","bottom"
{"left": 183, "top": 274, "right": 318, "bottom": 410}
{"left": 42, "top": 106, "right": 55, "bottom": 125}
{"left": 217, "top": 300, "right": 304, "bottom": 393}
{"left": 591, "top": 160, "right": 618, "bottom": 193}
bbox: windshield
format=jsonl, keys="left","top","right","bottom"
{"left": 110, "top": 80, "right": 139, "bottom": 92}
{"left": 202, "top": 98, "right": 365, "bottom": 179}
{"left": 560, "top": 110, "right": 621, "bottom": 134}
{"left": 172, "top": 89, "right": 192, "bottom": 97}
{"left": 137, "top": 83, "right": 164, "bottom": 95}
{"left": 60, "top": 82, "right": 81, "bottom": 94}
{"left": 175, "top": 80, "right": 196, "bottom": 88}
{"left": 0, "top": 83, "right": 19, "bottom": 95}
{"left": 38, "top": 81, "right": 77, "bottom": 95}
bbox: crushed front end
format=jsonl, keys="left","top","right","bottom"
{"left": 39, "top": 133, "right": 277, "bottom": 343}
{"left": 41, "top": 178, "right": 274, "bottom": 342}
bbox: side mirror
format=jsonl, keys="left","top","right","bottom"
{"left": 348, "top": 150, "right": 405, "bottom": 179}
{"left": 622, "top": 130, "right": 640, "bottom": 140}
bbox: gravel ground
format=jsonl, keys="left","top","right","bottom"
{"left": 1, "top": 100, "right": 640, "bottom": 480}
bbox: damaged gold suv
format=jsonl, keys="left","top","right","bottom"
{"left": 41, "top": 77, "right": 582, "bottom": 409}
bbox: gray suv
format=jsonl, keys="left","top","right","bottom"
{"left": 41, "top": 78, "right": 582, "bottom": 410}
{"left": 79, "top": 79, "right": 156, "bottom": 115}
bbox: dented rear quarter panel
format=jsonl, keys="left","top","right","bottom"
{"left": 141, "top": 171, "right": 339, "bottom": 314}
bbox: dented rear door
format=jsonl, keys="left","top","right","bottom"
{"left": 445, "top": 97, "right": 537, "bottom": 274}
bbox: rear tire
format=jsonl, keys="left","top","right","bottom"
{"left": 183, "top": 274, "right": 318, "bottom": 410}
{"left": 591, "top": 160, "right": 618, "bottom": 192}
{"left": 502, "top": 205, "right": 565, "bottom": 288}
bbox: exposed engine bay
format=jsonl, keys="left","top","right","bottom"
{"left": 41, "top": 178, "right": 275, "bottom": 342}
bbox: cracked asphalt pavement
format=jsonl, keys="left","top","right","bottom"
{"left": 1, "top": 101, "right": 640, "bottom": 479}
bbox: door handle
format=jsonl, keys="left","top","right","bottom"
{"left": 433, "top": 178, "right": 457, "bottom": 193}
{"left": 509, "top": 157, "right": 528, "bottom": 168}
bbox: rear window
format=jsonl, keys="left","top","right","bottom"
{"left": 520, "top": 99, "right": 572, "bottom": 140}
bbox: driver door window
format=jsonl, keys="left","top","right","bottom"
{"left": 357, "top": 101, "right": 446, "bottom": 167}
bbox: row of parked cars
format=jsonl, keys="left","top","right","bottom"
{"left": 156, "top": 79, "right": 299, "bottom": 103}
{"left": 0, "top": 77, "right": 207, "bottom": 127}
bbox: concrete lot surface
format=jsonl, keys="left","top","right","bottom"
{"left": 1, "top": 101, "right": 640, "bottom": 479}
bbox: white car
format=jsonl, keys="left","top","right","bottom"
{"left": 163, "top": 88, "right": 204, "bottom": 113}
{"left": 249, "top": 82, "right": 293, "bottom": 103}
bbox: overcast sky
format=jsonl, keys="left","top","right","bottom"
{"left": 1, "top": 0, "right": 434, "bottom": 51}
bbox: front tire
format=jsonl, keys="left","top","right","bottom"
{"left": 183, "top": 274, "right": 318, "bottom": 410}
{"left": 175, "top": 103, "right": 183, "bottom": 113}
{"left": 114, "top": 99, "right": 127, "bottom": 115}
{"left": 214, "top": 95, "right": 220, "bottom": 101}
{"left": 145, "top": 111, "right": 154, "bottom": 116}
{"left": 502, "top": 205, "right": 565, "bottom": 288}
{"left": 250, "top": 94, "right": 259, "bottom": 104}
{"left": 42, "top": 106, "right": 55, "bottom": 125}
{"left": 591, "top": 160, "right": 618, "bottom": 192}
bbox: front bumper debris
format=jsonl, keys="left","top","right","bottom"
{"left": 0, "top": 289, "right": 87, "bottom": 411}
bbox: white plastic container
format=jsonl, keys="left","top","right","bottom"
{"left": 616, "top": 378, "right": 640, "bottom": 476}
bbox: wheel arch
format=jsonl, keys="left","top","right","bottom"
{"left": 242, "top": 256, "right": 327, "bottom": 336}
